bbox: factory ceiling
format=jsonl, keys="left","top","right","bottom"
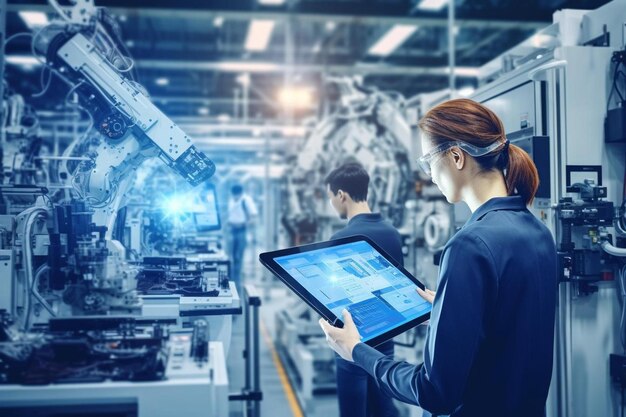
{"left": 4, "top": 0, "right": 612, "bottom": 124}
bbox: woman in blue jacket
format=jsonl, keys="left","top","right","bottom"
{"left": 320, "top": 98, "right": 557, "bottom": 417}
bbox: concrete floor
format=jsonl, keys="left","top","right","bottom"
{"left": 227, "top": 260, "right": 338, "bottom": 417}
{"left": 227, "top": 280, "right": 339, "bottom": 417}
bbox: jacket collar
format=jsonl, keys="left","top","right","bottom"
{"left": 467, "top": 195, "right": 526, "bottom": 225}
{"left": 348, "top": 213, "right": 382, "bottom": 225}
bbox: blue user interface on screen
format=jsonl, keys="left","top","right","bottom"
{"left": 274, "top": 240, "right": 432, "bottom": 342}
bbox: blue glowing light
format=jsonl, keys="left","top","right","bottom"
{"left": 163, "top": 195, "right": 185, "bottom": 216}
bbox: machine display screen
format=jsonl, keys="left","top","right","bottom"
{"left": 193, "top": 186, "right": 221, "bottom": 231}
{"left": 272, "top": 240, "right": 431, "bottom": 342}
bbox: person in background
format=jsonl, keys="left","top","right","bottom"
{"left": 325, "top": 162, "right": 400, "bottom": 417}
{"left": 320, "top": 99, "right": 557, "bottom": 417}
{"left": 227, "top": 184, "right": 258, "bottom": 292}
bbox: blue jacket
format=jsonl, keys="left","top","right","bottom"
{"left": 352, "top": 196, "right": 557, "bottom": 417}
{"left": 331, "top": 213, "right": 404, "bottom": 268}
{"left": 332, "top": 212, "right": 404, "bottom": 358}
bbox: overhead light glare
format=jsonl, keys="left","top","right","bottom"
{"left": 278, "top": 87, "right": 313, "bottom": 109}
{"left": 368, "top": 25, "right": 418, "bottom": 57}
{"left": 445, "top": 67, "right": 481, "bottom": 77}
{"left": 282, "top": 126, "right": 307, "bottom": 136}
{"left": 457, "top": 86, "right": 475, "bottom": 97}
{"left": 18, "top": 11, "right": 49, "bottom": 28}
{"left": 236, "top": 73, "right": 251, "bottom": 86}
{"left": 6, "top": 55, "right": 41, "bottom": 68}
{"left": 245, "top": 20, "right": 275, "bottom": 51}
{"left": 217, "top": 114, "right": 231, "bottom": 123}
{"left": 217, "top": 61, "right": 279, "bottom": 72}
{"left": 417, "top": 0, "right": 449, "bottom": 11}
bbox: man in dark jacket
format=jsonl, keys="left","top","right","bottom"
{"left": 326, "top": 163, "right": 402, "bottom": 417}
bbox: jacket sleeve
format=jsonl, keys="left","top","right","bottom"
{"left": 352, "top": 232, "right": 497, "bottom": 415}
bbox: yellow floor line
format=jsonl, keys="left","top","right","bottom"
{"left": 260, "top": 320, "right": 305, "bottom": 417}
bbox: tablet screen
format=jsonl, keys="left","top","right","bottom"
{"left": 274, "top": 240, "right": 431, "bottom": 342}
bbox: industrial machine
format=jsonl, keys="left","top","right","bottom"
{"left": 138, "top": 255, "right": 240, "bottom": 353}
{"left": 281, "top": 77, "right": 414, "bottom": 245}
{"left": 275, "top": 300, "right": 336, "bottom": 402}
{"left": 0, "top": 1, "right": 259, "bottom": 416}
{"left": 0, "top": 314, "right": 229, "bottom": 417}
{"left": 0, "top": 0, "right": 219, "bottom": 331}
{"left": 1, "top": 88, "right": 44, "bottom": 190}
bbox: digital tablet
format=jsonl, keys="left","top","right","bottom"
{"left": 259, "top": 235, "right": 432, "bottom": 347}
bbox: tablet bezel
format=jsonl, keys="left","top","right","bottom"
{"left": 259, "top": 234, "right": 431, "bottom": 347}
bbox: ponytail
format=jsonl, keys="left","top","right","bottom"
{"left": 419, "top": 98, "right": 541, "bottom": 207}
{"left": 505, "top": 144, "right": 539, "bottom": 206}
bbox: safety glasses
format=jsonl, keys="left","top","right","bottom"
{"left": 418, "top": 140, "right": 507, "bottom": 177}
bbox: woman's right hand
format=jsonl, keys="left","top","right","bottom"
{"left": 417, "top": 287, "right": 436, "bottom": 304}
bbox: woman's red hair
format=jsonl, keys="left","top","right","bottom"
{"left": 418, "top": 98, "right": 539, "bottom": 205}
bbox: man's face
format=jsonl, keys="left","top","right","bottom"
{"left": 327, "top": 185, "right": 347, "bottom": 220}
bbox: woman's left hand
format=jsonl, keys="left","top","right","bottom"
{"left": 319, "top": 309, "right": 362, "bottom": 362}
{"left": 417, "top": 287, "right": 436, "bottom": 304}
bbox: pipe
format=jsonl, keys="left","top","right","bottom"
{"left": 448, "top": 0, "right": 456, "bottom": 96}
{"left": 21, "top": 207, "right": 47, "bottom": 330}
{"left": 600, "top": 240, "right": 626, "bottom": 257}
{"left": 32, "top": 265, "right": 56, "bottom": 317}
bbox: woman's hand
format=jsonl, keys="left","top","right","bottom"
{"left": 319, "top": 309, "right": 362, "bottom": 362}
{"left": 417, "top": 287, "right": 436, "bottom": 304}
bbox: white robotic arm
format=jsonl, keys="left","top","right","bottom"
{"left": 284, "top": 77, "right": 413, "bottom": 243}
{"left": 56, "top": 33, "right": 215, "bottom": 187}
{"left": 36, "top": 27, "right": 215, "bottom": 234}
{"left": 52, "top": 32, "right": 216, "bottom": 233}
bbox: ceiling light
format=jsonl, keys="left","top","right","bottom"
{"left": 282, "top": 126, "right": 306, "bottom": 136}
{"left": 259, "top": 0, "right": 286, "bottom": 4}
{"left": 457, "top": 86, "right": 475, "bottom": 97}
{"left": 217, "top": 114, "right": 231, "bottom": 123}
{"left": 198, "top": 107, "right": 209, "bottom": 116}
{"left": 278, "top": 87, "right": 313, "bottom": 109}
{"left": 368, "top": 25, "right": 418, "bottom": 57}
{"left": 417, "top": 0, "right": 449, "bottom": 11}
{"left": 217, "top": 61, "right": 280, "bottom": 72}
{"left": 446, "top": 67, "right": 481, "bottom": 77}
{"left": 213, "top": 16, "right": 224, "bottom": 27}
{"left": 236, "top": 73, "right": 251, "bottom": 86}
{"left": 245, "top": 20, "right": 275, "bottom": 51}
{"left": 155, "top": 77, "right": 169, "bottom": 86}
{"left": 325, "top": 22, "right": 336, "bottom": 32}
{"left": 6, "top": 55, "right": 41, "bottom": 68}
{"left": 18, "top": 11, "right": 49, "bottom": 28}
